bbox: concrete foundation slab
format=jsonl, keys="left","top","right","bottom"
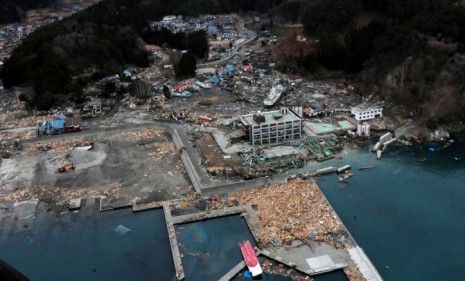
{"left": 306, "top": 255, "right": 336, "bottom": 272}
{"left": 262, "top": 241, "right": 352, "bottom": 275}
{"left": 69, "top": 198, "right": 82, "bottom": 210}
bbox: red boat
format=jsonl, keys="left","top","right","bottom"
{"left": 238, "top": 240, "right": 262, "bottom": 277}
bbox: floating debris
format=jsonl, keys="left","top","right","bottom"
{"left": 114, "top": 224, "right": 132, "bottom": 235}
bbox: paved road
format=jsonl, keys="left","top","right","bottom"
{"left": 197, "top": 27, "right": 257, "bottom": 69}
{"left": 19, "top": 120, "right": 174, "bottom": 145}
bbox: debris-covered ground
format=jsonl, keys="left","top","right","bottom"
{"left": 0, "top": 127, "right": 192, "bottom": 209}
{"left": 207, "top": 179, "right": 348, "bottom": 249}
{"left": 344, "top": 266, "right": 366, "bottom": 281}
{"left": 0, "top": 110, "right": 46, "bottom": 129}
{"left": 194, "top": 132, "right": 242, "bottom": 176}
{"left": 0, "top": 95, "right": 49, "bottom": 129}
{"left": 251, "top": 258, "right": 311, "bottom": 281}
{"left": 0, "top": 183, "right": 122, "bottom": 211}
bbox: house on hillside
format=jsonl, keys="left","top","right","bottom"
{"left": 351, "top": 103, "right": 383, "bottom": 121}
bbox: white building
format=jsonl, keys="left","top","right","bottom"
{"left": 351, "top": 103, "right": 383, "bottom": 121}
{"left": 240, "top": 107, "right": 302, "bottom": 145}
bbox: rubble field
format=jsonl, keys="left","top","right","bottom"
{"left": 195, "top": 132, "right": 242, "bottom": 176}
{"left": 0, "top": 129, "right": 36, "bottom": 142}
{"left": 207, "top": 179, "right": 348, "bottom": 249}
{"left": 0, "top": 129, "right": 36, "bottom": 164}
{"left": 0, "top": 183, "right": 121, "bottom": 210}
{"left": 0, "top": 127, "right": 192, "bottom": 208}
{"left": 0, "top": 109, "right": 47, "bottom": 129}
{"left": 158, "top": 87, "right": 249, "bottom": 123}
{"left": 344, "top": 266, "right": 366, "bottom": 281}
{"left": 254, "top": 258, "right": 311, "bottom": 281}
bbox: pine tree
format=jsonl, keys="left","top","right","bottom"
{"left": 175, "top": 52, "right": 197, "bottom": 79}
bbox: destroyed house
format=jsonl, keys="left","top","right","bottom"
{"left": 240, "top": 108, "right": 302, "bottom": 145}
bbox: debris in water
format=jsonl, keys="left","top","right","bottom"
{"left": 358, "top": 165, "right": 374, "bottom": 170}
{"left": 114, "top": 224, "right": 132, "bottom": 235}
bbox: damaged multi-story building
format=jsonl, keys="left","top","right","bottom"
{"left": 240, "top": 107, "right": 302, "bottom": 145}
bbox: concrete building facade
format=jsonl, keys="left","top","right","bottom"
{"left": 240, "top": 107, "right": 302, "bottom": 145}
{"left": 351, "top": 103, "right": 383, "bottom": 121}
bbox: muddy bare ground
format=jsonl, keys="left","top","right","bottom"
{"left": 0, "top": 128, "right": 192, "bottom": 209}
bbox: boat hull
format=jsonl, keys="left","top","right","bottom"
{"left": 239, "top": 241, "right": 262, "bottom": 277}
{"left": 264, "top": 85, "right": 285, "bottom": 106}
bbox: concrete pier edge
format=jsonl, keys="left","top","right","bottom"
{"left": 308, "top": 178, "right": 383, "bottom": 281}
{"left": 162, "top": 202, "right": 185, "bottom": 280}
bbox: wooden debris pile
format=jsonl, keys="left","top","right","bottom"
{"left": 58, "top": 163, "right": 75, "bottom": 173}
{"left": 0, "top": 130, "right": 36, "bottom": 161}
{"left": 110, "top": 128, "right": 165, "bottom": 141}
{"left": 208, "top": 179, "right": 346, "bottom": 248}
{"left": 0, "top": 130, "right": 35, "bottom": 142}
{"left": 0, "top": 110, "right": 45, "bottom": 128}
{"left": 344, "top": 266, "right": 366, "bottom": 281}
{"left": 259, "top": 258, "right": 311, "bottom": 281}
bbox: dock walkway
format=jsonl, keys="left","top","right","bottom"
{"left": 218, "top": 260, "right": 246, "bottom": 281}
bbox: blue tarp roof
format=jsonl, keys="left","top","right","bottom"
{"left": 50, "top": 118, "right": 65, "bottom": 129}
{"left": 210, "top": 76, "right": 221, "bottom": 84}
{"left": 221, "top": 64, "right": 236, "bottom": 76}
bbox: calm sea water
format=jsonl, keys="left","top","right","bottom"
{"left": 317, "top": 139, "right": 465, "bottom": 281}
{"left": 176, "top": 215, "right": 257, "bottom": 281}
{"left": 233, "top": 270, "right": 347, "bottom": 281}
{"left": 0, "top": 210, "right": 344, "bottom": 281}
{"left": 0, "top": 207, "right": 176, "bottom": 281}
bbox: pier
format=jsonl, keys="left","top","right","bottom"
{"left": 132, "top": 201, "right": 163, "bottom": 212}
{"left": 152, "top": 175, "right": 383, "bottom": 281}
{"left": 218, "top": 260, "right": 247, "bottom": 281}
{"left": 160, "top": 198, "right": 382, "bottom": 280}
{"left": 162, "top": 202, "right": 185, "bottom": 280}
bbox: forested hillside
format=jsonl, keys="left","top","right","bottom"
{"left": 2, "top": 0, "right": 281, "bottom": 109}
{"left": 6, "top": 0, "right": 464, "bottom": 125}
{"left": 0, "top": 0, "right": 56, "bottom": 24}
{"left": 276, "top": 0, "right": 465, "bottom": 125}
